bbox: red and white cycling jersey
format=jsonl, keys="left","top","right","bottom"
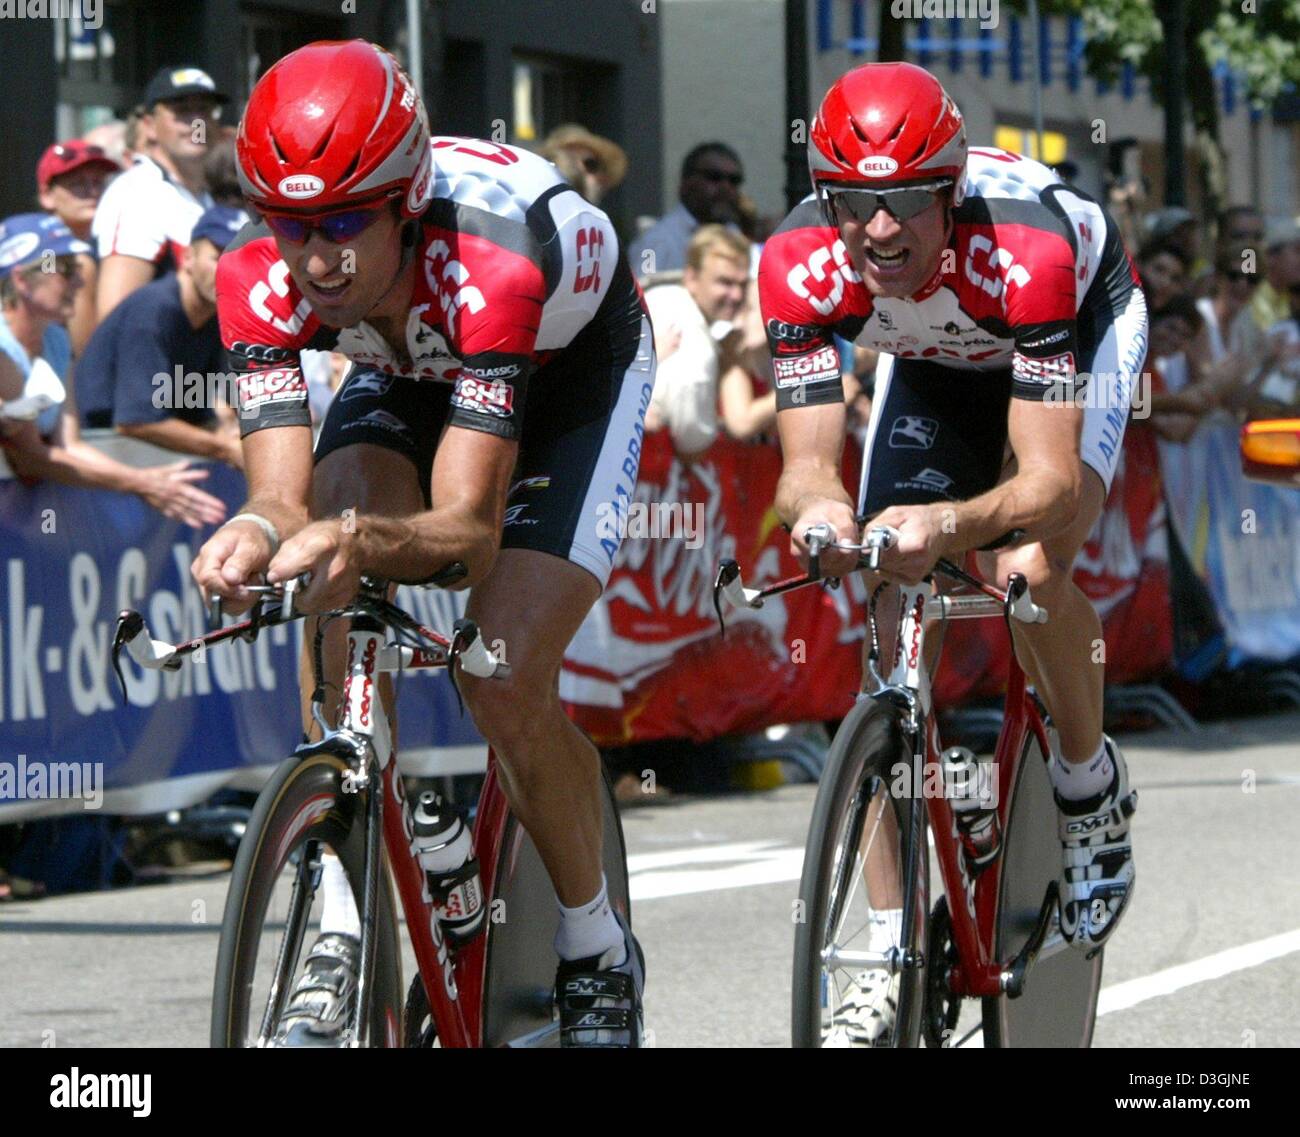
{"left": 216, "top": 137, "right": 628, "bottom": 441}
{"left": 758, "top": 148, "right": 1143, "bottom": 408}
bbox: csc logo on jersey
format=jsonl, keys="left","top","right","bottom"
{"left": 424, "top": 239, "right": 487, "bottom": 338}
{"left": 574, "top": 226, "right": 604, "bottom": 294}
{"left": 964, "top": 234, "right": 1032, "bottom": 300}
{"left": 249, "top": 259, "right": 312, "bottom": 336}
{"left": 786, "top": 239, "right": 861, "bottom": 317}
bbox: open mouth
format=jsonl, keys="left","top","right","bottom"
{"left": 306, "top": 277, "right": 353, "bottom": 303}
{"left": 867, "top": 246, "right": 909, "bottom": 271}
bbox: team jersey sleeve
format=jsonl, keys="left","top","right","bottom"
{"left": 757, "top": 210, "right": 848, "bottom": 412}
{"left": 438, "top": 232, "right": 547, "bottom": 442}
{"left": 215, "top": 236, "right": 317, "bottom": 436}
{"left": 997, "top": 224, "right": 1084, "bottom": 401}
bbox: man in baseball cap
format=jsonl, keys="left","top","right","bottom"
{"left": 0, "top": 206, "right": 227, "bottom": 527}
{"left": 76, "top": 204, "right": 247, "bottom": 471}
{"left": 0, "top": 214, "right": 92, "bottom": 437}
{"left": 141, "top": 65, "right": 231, "bottom": 109}
{"left": 37, "top": 141, "right": 121, "bottom": 239}
{"left": 37, "top": 141, "right": 121, "bottom": 354}
{"left": 93, "top": 64, "right": 223, "bottom": 325}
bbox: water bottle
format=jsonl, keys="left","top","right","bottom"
{"left": 412, "top": 790, "right": 485, "bottom": 944}
{"left": 942, "top": 747, "right": 1001, "bottom": 871}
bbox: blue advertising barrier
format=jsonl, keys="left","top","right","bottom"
{"left": 0, "top": 449, "right": 485, "bottom": 821}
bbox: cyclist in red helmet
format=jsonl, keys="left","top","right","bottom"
{"left": 192, "top": 40, "right": 649, "bottom": 1047}
{"left": 760, "top": 62, "right": 1146, "bottom": 1043}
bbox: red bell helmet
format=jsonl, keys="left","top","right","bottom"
{"left": 237, "top": 40, "right": 434, "bottom": 218}
{"left": 809, "top": 63, "right": 967, "bottom": 213}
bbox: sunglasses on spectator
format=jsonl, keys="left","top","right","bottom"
{"left": 1224, "top": 270, "right": 1260, "bottom": 286}
{"left": 580, "top": 155, "right": 605, "bottom": 175}
{"left": 21, "top": 257, "right": 79, "bottom": 281}
{"left": 827, "top": 181, "right": 952, "bottom": 223}
{"left": 694, "top": 168, "right": 743, "bottom": 186}
{"left": 262, "top": 201, "right": 390, "bottom": 246}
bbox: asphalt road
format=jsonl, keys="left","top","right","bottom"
{"left": 2, "top": 711, "right": 1298, "bottom": 1049}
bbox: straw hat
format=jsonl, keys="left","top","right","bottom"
{"left": 539, "top": 123, "right": 628, "bottom": 189}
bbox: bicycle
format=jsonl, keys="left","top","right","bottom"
{"left": 111, "top": 565, "right": 631, "bottom": 1047}
{"left": 714, "top": 524, "right": 1105, "bottom": 1048}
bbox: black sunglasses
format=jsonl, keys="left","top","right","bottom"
{"left": 826, "top": 181, "right": 952, "bottom": 223}
{"left": 694, "top": 168, "right": 743, "bottom": 186}
{"left": 1224, "top": 270, "right": 1261, "bottom": 287}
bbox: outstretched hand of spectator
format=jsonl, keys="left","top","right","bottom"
{"left": 141, "top": 460, "right": 227, "bottom": 529}
{"left": 655, "top": 322, "right": 683, "bottom": 363}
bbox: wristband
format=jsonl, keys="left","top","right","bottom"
{"left": 226, "top": 512, "right": 281, "bottom": 556}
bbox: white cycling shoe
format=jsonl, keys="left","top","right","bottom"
{"left": 825, "top": 967, "right": 899, "bottom": 1047}
{"left": 272, "top": 932, "right": 360, "bottom": 1046}
{"left": 1055, "top": 737, "right": 1138, "bottom": 953}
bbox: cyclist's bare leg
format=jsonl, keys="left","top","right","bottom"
{"left": 458, "top": 549, "right": 604, "bottom": 907}
{"left": 976, "top": 470, "right": 1108, "bottom": 764}
{"left": 298, "top": 445, "right": 424, "bottom": 737}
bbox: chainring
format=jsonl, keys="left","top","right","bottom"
{"left": 923, "top": 896, "right": 962, "bottom": 1048}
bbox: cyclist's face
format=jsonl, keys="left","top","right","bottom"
{"left": 837, "top": 192, "right": 950, "bottom": 299}
{"left": 276, "top": 204, "right": 405, "bottom": 328}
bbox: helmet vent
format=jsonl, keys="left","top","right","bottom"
{"left": 269, "top": 131, "right": 288, "bottom": 165}
{"left": 337, "top": 148, "right": 362, "bottom": 185}
{"left": 308, "top": 123, "right": 336, "bottom": 164}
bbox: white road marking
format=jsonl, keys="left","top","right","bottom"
{"left": 629, "top": 840, "right": 803, "bottom": 901}
{"left": 631, "top": 841, "right": 1300, "bottom": 1023}
{"left": 1096, "top": 927, "right": 1300, "bottom": 1017}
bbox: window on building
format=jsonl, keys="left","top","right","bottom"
{"left": 994, "top": 125, "right": 1069, "bottom": 166}
{"left": 512, "top": 54, "right": 584, "bottom": 143}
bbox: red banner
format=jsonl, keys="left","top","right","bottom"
{"left": 562, "top": 420, "right": 1173, "bottom": 745}
{"left": 561, "top": 430, "right": 864, "bottom": 745}
{"left": 932, "top": 419, "right": 1173, "bottom": 705}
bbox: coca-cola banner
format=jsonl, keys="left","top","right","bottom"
{"left": 932, "top": 418, "right": 1173, "bottom": 707}
{"left": 562, "top": 421, "right": 1174, "bottom": 744}
{"left": 560, "top": 431, "right": 865, "bottom": 745}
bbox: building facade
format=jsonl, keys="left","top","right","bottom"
{"left": 656, "top": 0, "right": 1300, "bottom": 231}
{"left": 1, "top": 0, "right": 662, "bottom": 238}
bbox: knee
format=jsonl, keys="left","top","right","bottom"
{"left": 990, "top": 543, "right": 1070, "bottom": 605}
{"left": 459, "top": 669, "right": 558, "bottom": 758}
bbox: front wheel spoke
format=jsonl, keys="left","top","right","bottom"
{"left": 829, "top": 786, "right": 884, "bottom": 946}
{"left": 258, "top": 839, "right": 321, "bottom": 1042}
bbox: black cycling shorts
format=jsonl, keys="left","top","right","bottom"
{"left": 313, "top": 275, "right": 654, "bottom": 589}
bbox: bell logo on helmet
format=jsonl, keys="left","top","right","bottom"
{"left": 278, "top": 175, "right": 325, "bottom": 200}
{"left": 857, "top": 156, "right": 899, "bottom": 178}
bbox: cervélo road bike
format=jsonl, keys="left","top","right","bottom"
{"left": 112, "top": 565, "right": 630, "bottom": 1047}
{"left": 715, "top": 524, "right": 1103, "bottom": 1047}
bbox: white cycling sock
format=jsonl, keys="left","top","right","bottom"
{"left": 1050, "top": 738, "right": 1114, "bottom": 802}
{"left": 554, "top": 875, "right": 626, "bottom": 964}
{"left": 318, "top": 853, "right": 361, "bottom": 939}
